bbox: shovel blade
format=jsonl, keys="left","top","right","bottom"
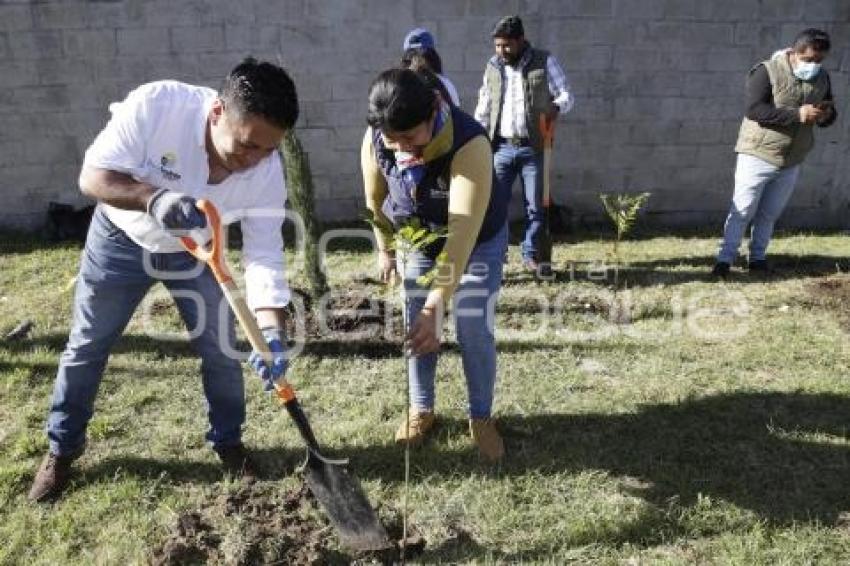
{"left": 303, "top": 454, "right": 391, "bottom": 552}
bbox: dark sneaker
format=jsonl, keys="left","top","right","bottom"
{"left": 747, "top": 259, "right": 770, "bottom": 272}
{"left": 28, "top": 451, "right": 80, "bottom": 502}
{"left": 523, "top": 258, "right": 553, "bottom": 279}
{"left": 214, "top": 443, "right": 258, "bottom": 482}
{"left": 712, "top": 262, "right": 730, "bottom": 278}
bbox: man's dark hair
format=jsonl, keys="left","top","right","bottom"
{"left": 367, "top": 68, "right": 436, "bottom": 132}
{"left": 401, "top": 47, "right": 443, "bottom": 75}
{"left": 220, "top": 57, "right": 299, "bottom": 130}
{"left": 492, "top": 15, "right": 524, "bottom": 39}
{"left": 793, "top": 28, "right": 831, "bottom": 53}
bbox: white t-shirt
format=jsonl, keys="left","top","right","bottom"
{"left": 83, "top": 80, "right": 290, "bottom": 310}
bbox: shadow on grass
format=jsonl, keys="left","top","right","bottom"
{"left": 306, "top": 391, "right": 850, "bottom": 529}
{"left": 503, "top": 253, "right": 848, "bottom": 289}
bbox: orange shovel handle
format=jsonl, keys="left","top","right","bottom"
{"left": 179, "top": 199, "right": 232, "bottom": 285}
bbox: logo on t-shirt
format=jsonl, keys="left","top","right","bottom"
{"left": 159, "top": 152, "right": 181, "bottom": 181}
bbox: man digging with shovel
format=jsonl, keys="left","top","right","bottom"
{"left": 29, "top": 59, "right": 298, "bottom": 502}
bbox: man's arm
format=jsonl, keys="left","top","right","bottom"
{"left": 816, "top": 74, "right": 838, "bottom": 127}
{"left": 546, "top": 54, "right": 574, "bottom": 116}
{"left": 78, "top": 166, "right": 158, "bottom": 211}
{"left": 473, "top": 71, "right": 492, "bottom": 128}
{"left": 745, "top": 64, "right": 800, "bottom": 126}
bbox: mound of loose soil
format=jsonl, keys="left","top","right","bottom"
{"left": 151, "top": 483, "right": 424, "bottom": 565}
{"left": 285, "top": 287, "right": 401, "bottom": 340}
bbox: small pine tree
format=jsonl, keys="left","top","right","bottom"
{"left": 599, "top": 192, "right": 651, "bottom": 289}
{"left": 281, "top": 130, "right": 329, "bottom": 299}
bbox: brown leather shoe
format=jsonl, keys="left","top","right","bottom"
{"left": 214, "top": 443, "right": 258, "bottom": 482}
{"left": 394, "top": 410, "right": 436, "bottom": 446}
{"left": 469, "top": 418, "right": 504, "bottom": 463}
{"left": 28, "top": 451, "right": 80, "bottom": 502}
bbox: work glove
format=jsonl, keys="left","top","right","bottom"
{"left": 147, "top": 188, "right": 207, "bottom": 234}
{"left": 248, "top": 327, "right": 288, "bottom": 392}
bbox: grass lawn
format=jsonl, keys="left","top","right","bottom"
{"left": 1, "top": 227, "right": 850, "bottom": 564}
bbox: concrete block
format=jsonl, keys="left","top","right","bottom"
{"left": 36, "top": 58, "right": 96, "bottom": 86}
{"left": 469, "top": 0, "right": 519, "bottom": 17}
{"left": 64, "top": 30, "right": 117, "bottom": 58}
{"left": 305, "top": 0, "right": 367, "bottom": 21}
{"left": 32, "top": 3, "right": 89, "bottom": 29}
{"left": 541, "top": 19, "right": 637, "bottom": 46}
{"left": 560, "top": 46, "right": 613, "bottom": 71}
{"left": 0, "top": 60, "right": 39, "bottom": 88}
{"left": 337, "top": 20, "right": 386, "bottom": 51}
{"left": 679, "top": 121, "right": 725, "bottom": 145}
{"left": 680, "top": 71, "right": 743, "bottom": 98}
{"left": 224, "top": 25, "right": 280, "bottom": 51}
{"left": 733, "top": 23, "right": 782, "bottom": 47}
{"left": 330, "top": 73, "right": 373, "bottom": 102}
{"left": 651, "top": 144, "right": 699, "bottom": 167}
{"left": 760, "top": 0, "right": 804, "bottom": 21}
{"left": 20, "top": 136, "right": 80, "bottom": 166}
{"left": 0, "top": 5, "right": 32, "bottom": 32}
{"left": 253, "top": 0, "right": 305, "bottom": 24}
{"left": 692, "top": 0, "right": 760, "bottom": 22}
{"left": 171, "top": 25, "right": 226, "bottom": 53}
{"left": 201, "top": 0, "right": 258, "bottom": 25}
{"left": 700, "top": 47, "right": 754, "bottom": 72}
{"left": 697, "top": 145, "right": 736, "bottom": 170}
{"left": 333, "top": 126, "right": 367, "bottom": 152}
{"left": 628, "top": 119, "right": 681, "bottom": 144}
{"left": 196, "top": 53, "right": 242, "bottom": 81}
{"left": 87, "top": 2, "right": 136, "bottom": 28}
{"left": 118, "top": 28, "right": 171, "bottom": 55}
{"left": 637, "top": 22, "right": 735, "bottom": 47}
{"left": 613, "top": 0, "right": 666, "bottom": 19}
{"left": 141, "top": 0, "right": 206, "bottom": 27}
{"left": 415, "top": 0, "right": 466, "bottom": 19}
{"left": 362, "top": 0, "right": 415, "bottom": 23}
{"left": 8, "top": 85, "right": 70, "bottom": 111}
{"left": 805, "top": 0, "right": 850, "bottom": 21}
{"left": 614, "top": 48, "right": 663, "bottom": 71}
{"left": 9, "top": 31, "right": 64, "bottom": 59}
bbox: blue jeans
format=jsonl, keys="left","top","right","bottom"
{"left": 46, "top": 206, "right": 244, "bottom": 456}
{"left": 493, "top": 142, "right": 544, "bottom": 261}
{"left": 717, "top": 153, "right": 801, "bottom": 264}
{"left": 400, "top": 224, "right": 507, "bottom": 419}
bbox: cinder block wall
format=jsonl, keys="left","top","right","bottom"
{"left": 1, "top": 0, "right": 847, "bottom": 230}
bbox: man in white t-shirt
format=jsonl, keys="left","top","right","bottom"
{"left": 29, "top": 59, "right": 299, "bottom": 502}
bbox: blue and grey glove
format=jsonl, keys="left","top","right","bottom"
{"left": 147, "top": 188, "right": 207, "bottom": 234}
{"left": 248, "top": 327, "right": 288, "bottom": 392}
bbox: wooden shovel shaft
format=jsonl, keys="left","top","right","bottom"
{"left": 180, "top": 199, "right": 296, "bottom": 404}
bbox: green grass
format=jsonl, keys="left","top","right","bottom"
{"left": 2, "top": 229, "right": 850, "bottom": 564}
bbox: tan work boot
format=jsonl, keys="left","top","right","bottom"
{"left": 394, "top": 410, "right": 436, "bottom": 446}
{"left": 28, "top": 451, "right": 80, "bottom": 502}
{"left": 469, "top": 418, "right": 504, "bottom": 463}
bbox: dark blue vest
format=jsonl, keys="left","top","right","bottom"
{"left": 373, "top": 106, "right": 509, "bottom": 253}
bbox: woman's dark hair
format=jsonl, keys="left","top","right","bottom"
{"left": 400, "top": 47, "right": 443, "bottom": 75}
{"left": 367, "top": 68, "right": 436, "bottom": 132}
{"left": 402, "top": 54, "right": 452, "bottom": 104}
{"left": 220, "top": 57, "right": 299, "bottom": 130}
{"left": 793, "top": 28, "right": 831, "bottom": 53}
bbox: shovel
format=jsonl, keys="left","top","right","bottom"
{"left": 180, "top": 199, "right": 390, "bottom": 552}
{"left": 538, "top": 114, "right": 556, "bottom": 274}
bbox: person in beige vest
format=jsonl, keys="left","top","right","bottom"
{"left": 713, "top": 29, "right": 837, "bottom": 277}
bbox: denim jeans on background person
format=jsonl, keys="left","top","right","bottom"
{"left": 716, "top": 153, "right": 801, "bottom": 264}
{"left": 46, "top": 206, "right": 244, "bottom": 457}
{"left": 399, "top": 223, "right": 508, "bottom": 419}
{"left": 493, "top": 141, "right": 544, "bottom": 261}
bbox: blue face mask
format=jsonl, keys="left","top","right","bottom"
{"left": 793, "top": 61, "right": 822, "bottom": 81}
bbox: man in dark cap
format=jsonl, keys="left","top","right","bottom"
{"left": 474, "top": 15, "right": 574, "bottom": 276}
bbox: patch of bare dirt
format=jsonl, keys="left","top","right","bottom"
{"left": 803, "top": 275, "right": 850, "bottom": 331}
{"left": 151, "top": 484, "right": 424, "bottom": 565}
